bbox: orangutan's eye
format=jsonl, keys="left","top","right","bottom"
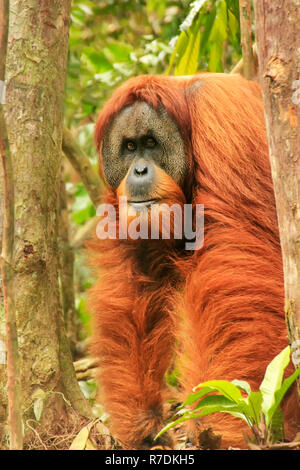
{"left": 144, "top": 137, "right": 156, "bottom": 148}
{"left": 125, "top": 140, "right": 137, "bottom": 151}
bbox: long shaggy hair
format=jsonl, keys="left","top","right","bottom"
{"left": 87, "top": 73, "right": 299, "bottom": 449}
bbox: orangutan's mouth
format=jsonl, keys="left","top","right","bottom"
{"left": 128, "top": 199, "right": 158, "bottom": 209}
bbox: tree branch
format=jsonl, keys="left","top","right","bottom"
{"left": 62, "top": 126, "right": 105, "bottom": 207}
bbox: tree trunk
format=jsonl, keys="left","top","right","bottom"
{"left": 255, "top": 2, "right": 300, "bottom": 397}
{"left": 59, "top": 165, "right": 78, "bottom": 356}
{"left": 4, "top": 0, "right": 91, "bottom": 445}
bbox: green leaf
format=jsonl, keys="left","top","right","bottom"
{"left": 194, "top": 395, "right": 250, "bottom": 423}
{"left": 155, "top": 393, "right": 251, "bottom": 441}
{"left": 246, "top": 391, "right": 262, "bottom": 426}
{"left": 227, "top": 8, "right": 239, "bottom": 40}
{"left": 175, "top": 23, "right": 201, "bottom": 75}
{"left": 225, "top": 0, "right": 240, "bottom": 20}
{"left": 82, "top": 49, "right": 113, "bottom": 74}
{"left": 199, "top": 6, "right": 217, "bottom": 57}
{"left": 207, "top": 0, "right": 228, "bottom": 72}
{"left": 167, "top": 31, "right": 189, "bottom": 75}
{"left": 73, "top": 201, "right": 96, "bottom": 225}
{"left": 193, "top": 380, "right": 243, "bottom": 403}
{"left": 260, "top": 346, "right": 291, "bottom": 425}
{"left": 208, "top": 0, "right": 227, "bottom": 43}
{"left": 183, "top": 386, "right": 216, "bottom": 406}
{"left": 231, "top": 379, "right": 252, "bottom": 395}
{"left": 194, "top": 394, "right": 237, "bottom": 410}
{"left": 266, "top": 366, "right": 300, "bottom": 426}
{"left": 208, "top": 41, "right": 223, "bottom": 72}
{"left": 154, "top": 411, "right": 202, "bottom": 439}
{"left": 269, "top": 406, "right": 285, "bottom": 443}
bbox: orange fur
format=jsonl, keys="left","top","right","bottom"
{"left": 88, "top": 73, "right": 299, "bottom": 449}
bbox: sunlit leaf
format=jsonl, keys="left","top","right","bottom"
{"left": 265, "top": 365, "right": 300, "bottom": 426}
{"left": 175, "top": 20, "right": 202, "bottom": 75}
{"left": 33, "top": 398, "right": 44, "bottom": 422}
{"left": 69, "top": 422, "right": 95, "bottom": 450}
{"left": 193, "top": 380, "right": 243, "bottom": 403}
{"left": 167, "top": 30, "right": 189, "bottom": 75}
{"left": 183, "top": 386, "right": 215, "bottom": 406}
{"left": 208, "top": 0, "right": 227, "bottom": 43}
{"left": 231, "top": 379, "right": 252, "bottom": 395}
{"left": 260, "top": 346, "right": 291, "bottom": 425}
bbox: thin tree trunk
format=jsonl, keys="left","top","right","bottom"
{"left": 59, "top": 165, "right": 77, "bottom": 355}
{"left": 4, "top": 0, "right": 91, "bottom": 443}
{"left": 239, "top": 0, "right": 256, "bottom": 79}
{"left": 0, "top": 0, "right": 8, "bottom": 446}
{"left": 0, "top": 0, "right": 23, "bottom": 449}
{"left": 255, "top": 2, "right": 300, "bottom": 398}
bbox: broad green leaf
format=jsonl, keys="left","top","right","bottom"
{"left": 227, "top": 8, "right": 240, "bottom": 50}
{"left": 194, "top": 394, "right": 237, "bottom": 410}
{"left": 208, "top": 0, "right": 227, "bottom": 43}
{"left": 167, "top": 31, "right": 189, "bottom": 75}
{"left": 228, "top": 8, "right": 239, "bottom": 40}
{"left": 196, "top": 406, "right": 249, "bottom": 423}
{"left": 183, "top": 386, "right": 216, "bottom": 406}
{"left": 269, "top": 406, "right": 285, "bottom": 443}
{"left": 175, "top": 24, "right": 201, "bottom": 75}
{"left": 225, "top": 0, "right": 240, "bottom": 20}
{"left": 193, "top": 380, "right": 243, "bottom": 403}
{"left": 194, "top": 393, "right": 253, "bottom": 425}
{"left": 208, "top": 41, "right": 223, "bottom": 72}
{"left": 155, "top": 394, "right": 251, "bottom": 440}
{"left": 260, "top": 346, "right": 291, "bottom": 425}
{"left": 199, "top": 6, "right": 217, "bottom": 57}
{"left": 207, "top": 0, "right": 228, "bottom": 72}
{"left": 265, "top": 366, "right": 300, "bottom": 426}
{"left": 231, "top": 379, "right": 252, "bottom": 395}
{"left": 246, "top": 391, "right": 262, "bottom": 426}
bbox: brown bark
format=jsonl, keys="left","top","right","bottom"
{"left": 59, "top": 166, "right": 77, "bottom": 354}
{"left": 0, "top": 0, "right": 23, "bottom": 449}
{"left": 255, "top": 2, "right": 300, "bottom": 396}
{"left": 239, "top": 0, "right": 256, "bottom": 79}
{"left": 4, "top": 0, "right": 91, "bottom": 443}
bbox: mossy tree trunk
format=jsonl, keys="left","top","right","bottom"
{"left": 255, "top": 1, "right": 300, "bottom": 399}
{"left": 3, "top": 0, "right": 91, "bottom": 445}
